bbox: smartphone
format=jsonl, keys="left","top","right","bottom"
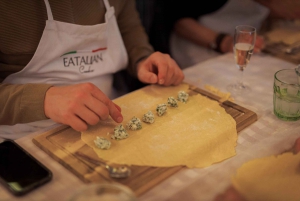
{"left": 0, "top": 140, "right": 52, "bottom": 196}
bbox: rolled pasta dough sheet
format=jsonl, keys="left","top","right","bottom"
{"left": 232, "top": 152, "right": 300, "bottom": 201}
{"left": 81, "top": 83, "right": 237, "bottom": 168}
{"left": 266, "top": 29, "right": 300, "bottom": 45}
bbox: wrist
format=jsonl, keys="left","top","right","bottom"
{"left": 44, "top": 86, "right": 54, "bottom": 119}
{"left": 220, "top": 35, "right": 233, "bottom": 53}
{"left": 210, "top": 33, "right": 229, "bottom": 53}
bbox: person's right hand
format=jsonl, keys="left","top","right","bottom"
{"left": 253, "top": 35, "right": 265, "bottom": 53}
{"left": 44, "top": 83, "right": 123, "bottom": 131}
{"left": 221, "top": 35, "right": 265, "bottom": 53}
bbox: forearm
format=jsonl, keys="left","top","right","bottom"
{"left": 174, "top": 17, "right": 233, "bottom": 53}
{"left": 0, "top": 83, "right": 52, "bottom": 125}
{"left": 174, "top": 18, "right": 218, "bottom": 48}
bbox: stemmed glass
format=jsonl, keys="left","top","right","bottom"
{"left": 227, "top": 25, "right": 256, "bottom": 94}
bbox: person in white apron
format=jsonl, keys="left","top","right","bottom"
{"left": 0, "top": 0, "right": 184, "bottom": 139}
{"left": 170, "top": 0, "right": 270, "bottom": 68}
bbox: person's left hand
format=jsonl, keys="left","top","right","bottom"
{"left": 136, "top": 51, "right": 184, "bottom": 86}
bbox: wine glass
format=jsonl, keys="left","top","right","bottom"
{"left": 227, "top": 25, "right": 256, "bottom": 94}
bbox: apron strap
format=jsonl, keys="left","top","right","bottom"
{"left": 43, "top": 0, "right": 54, "bottom": 20}
{"left": 103, "top": 0, "right": 111, "bottom": 10}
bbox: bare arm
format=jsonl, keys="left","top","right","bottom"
{"left": 173, "top": 18, "right": 233, "bottom": 53}
{"left": 174, "top": 18, "right": 219, "bottom": 50}
{"left": 173, "top": 17, "right": 265, "bottom": 53}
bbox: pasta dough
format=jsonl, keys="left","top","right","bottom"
{"left": 81, "top": 83, "right": 237, "bottom": 168}
{"left": 266, "top": 29, "right": 300, "bottom": 45}
{"left": 232, "top": 152, "right": 300, "bottom": 201}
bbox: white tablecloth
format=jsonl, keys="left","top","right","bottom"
{"left": 1, "top": 53, "right": 299, "bottom": 201}
{"left": 139, "top": 53, "right": 300, "bottom": 201}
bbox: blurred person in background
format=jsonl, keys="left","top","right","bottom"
{"left": 169, "top": 0, "right": 269, "bottom": 68}
{"left": 138, "top": 0, "right": 300, "bottom": 69}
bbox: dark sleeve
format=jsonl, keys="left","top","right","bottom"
{"left": 167, "top": 0, "right": 229, "bottom": 22}
{"left": 0, "top": 83, "right": 52, "bottom": 125}
{"left": 117, "top": 0, "right": 154, "bottom": 77}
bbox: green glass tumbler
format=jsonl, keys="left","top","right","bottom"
{"left": 273, "top": 68, "right": 300, "bottom": 121}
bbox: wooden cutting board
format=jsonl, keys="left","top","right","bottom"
{"left": 32, "top": 84, "right": 257, "bottom": 197}
{"left": 263, "top": 28, "right": 300, "bottom": 64}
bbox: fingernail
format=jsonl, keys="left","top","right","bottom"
{"left": 117, "top": 116, "right": 123, "bottom": 123}
{"left": 159, "top": 79, "right": 164, "bottom": 84}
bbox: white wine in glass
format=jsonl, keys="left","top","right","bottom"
{"left": 228, "top": 25, "right": 256, "bottom": 94}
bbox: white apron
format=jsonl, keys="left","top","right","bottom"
{"left": 170, "top": 0, "right": 269, "bottom": 68}
{"left": 0, "top": 0, "right": 128, "bottom": 139}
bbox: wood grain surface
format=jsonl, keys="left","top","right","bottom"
{"left": 263, "top": 27, "right": 300, "bottom": 65}
{"left": 32, "top": 84, "right": 257, "bottom": 197}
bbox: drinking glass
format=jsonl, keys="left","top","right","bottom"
{"left": 227, "top": 25, "right": 256, "bottom": 94}
{"left": 273, "top": 68, "right": 300, "bottom": 121}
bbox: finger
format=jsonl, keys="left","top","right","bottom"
{"left": 168, "top": 60, "right": 184, "bottom": 86}
{"left": 163, "top": 57, "right": 176, "bottom": 86}
{"left": 156, "top": 58, "right": 168, "bottom": 85}
{"left": 113, "top": 102, "right": 122, "bottom": 112}
{"left": 255, "top": 36, "right": 265, "bottom": 49}
{"left": 78, "top": 102, "right": 106, "bottom": 124}
{"left": 254, "top": 47, "right": 261, "bottom": 53}
{"left": 84, "top": 98, "right": 122, "bottom": 124}
{"left": 68, "top": 114, "right": 89, "bottom": 131}
{"left": 107, "top": 101, "right": 123, "bottom": 123}
{"left": 82, "top": 95, "right": 109, "bottom": 121}
{"left": 172, "top": 69, "right": 185, "bottom": 85}
{"left": 89, "top": 85, "right": 123, "bottom": 123}
{"left": 162, "top": 66, "right": 173, "bottom": 86}
{"left": 137, "top": 65, "right": 158, "bottom": 84}
{"left": 293, "top": 137, "right": 300, "bottom": 154}
{"left": 163, "top": 58, "right": 184, "bottom": 86}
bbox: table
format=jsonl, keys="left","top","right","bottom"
{"left": 1, "top": 53, "right": 300, "bottom": 201}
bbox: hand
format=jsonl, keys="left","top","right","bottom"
{"left": 136, "top": 52, "right": 184, "bottom": 86}
{"left": 253, "top": 35, "right": 265, "bottom": 53}
{"left": 220, "top": 35, "right": 265, "bottom": 53}
{"left": 44, "top": 83, "right": 123, "bottom": 131}
{"left": 220, "top": 35, "right": 234, "bottom": 53}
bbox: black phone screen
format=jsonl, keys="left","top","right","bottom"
{"left": 0, "top": 140, "right": 52, "bottom": 196}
